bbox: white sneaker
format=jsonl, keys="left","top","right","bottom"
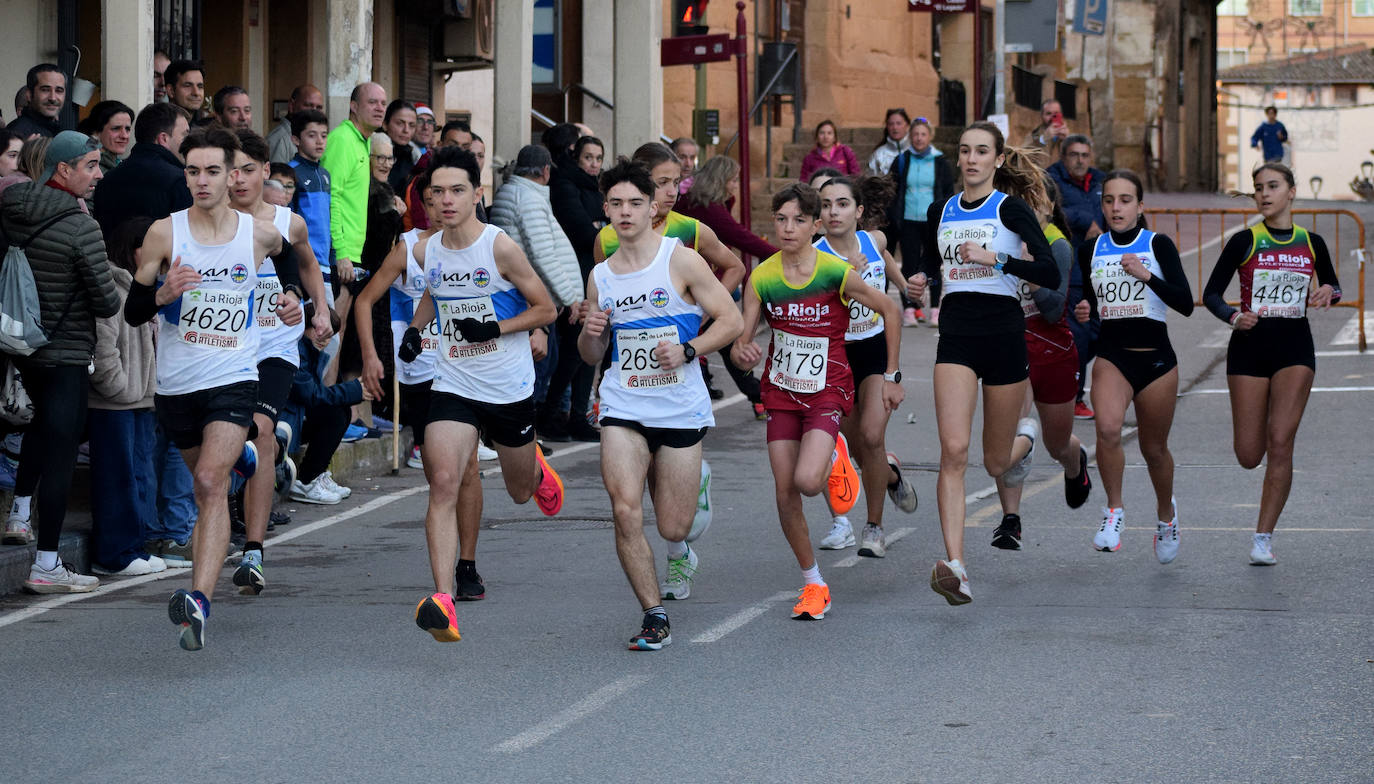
{"left": 1154, "top": 498, "right": 1179, "bottom": 564}
{"left": 476, "top": 443, "right": 498, "bottom": 461}
{"left": 319, "top": 470, "right": 351, "bottom": 499}
{"left": 406, "top": 444, "right": 424, "bottom": 469}
{"left": 2, "top": 506, "right": 32, "bottom": 545}
{"left": 857, "top": 523, "right": 886, "bottom": 558}
{"left": 24, "top": 561, "right": 99, "bottom": 593}
{"left": 1001, "top": 417, "right": 1039, "bottom": 487}
{"left": 686, "top": 459, "right": 712, "bottom": 542}
{"left": 1250, "top": 533, "right": 1276, "bottom": 566}
{"left": 92, "top": 556, "right": 167, "bottom": 576}
{"left": 291, "top": 477, "right": 343, "bottom": 505}
{"left": 930, "top": 558, "right": 971, "bottom": 605}
{"left": 659, "top": 545, "right": 698, "bottom": 600}
{"left": 819, "top": 517, "right": 855, "bottom": 550}
{"left": 1094, "top": 507, "right": 1124, "bottom": 552}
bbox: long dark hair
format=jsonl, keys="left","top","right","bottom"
{"left": 1103, "top": 169, "right": 1148, "bottom": 229}
{"left": 818, "top": 175, "right": 896, "bottom": 231}
{"left": 1043, "top": 175, "right": 1072, "bottom": 238}
{"left": 108, "top": 216, "right": 155, "bottom": 275}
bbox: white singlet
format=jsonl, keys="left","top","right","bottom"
{"left": 593, "top": 236, "right": 714, "bottom": 430}
{"left": 425, "top": 224, "right": 535, "bottom": 403}
{"left": 157, "top": 209, "right": 260, "bottom": 395}
{"left": 1089, "top": 230, "right": 1167, "bottom": 322}
{"left": 936, "top": 190, "right": 1024, "bottom": 299}
{"left": 815, "top": 230, "right": 886, "bottom": 342}
{"left": 390, "top": 229, "right": 438, "bottom": 385}
{"left": 253, "top": 205, "right": 301, "bottom": 367}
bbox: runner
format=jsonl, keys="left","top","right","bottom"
{"left": 904, "top": 122, "right": 1059, "bottom": 605}
{"left": 990, "top": 164, "right": 1093, "bottom": 550}
{"left": 812, "top": 176, "right": 918, "bottom": 557}
{"left": 124, "top": 126, "right": 306, "bottom": 650}
{"left": 390, "top": 146, "right": 562, "bottom": 641}
{"left": 577, "top": 160, "right": 742, "bottom": 650}
{"left": 355, "top": 173, "right": 490, "bottom": 601}
{"left": 1202, "top": 162, "right": 1340, "bottom": 565}
{"left": 1072, "top": 169, "right": 1194, "bottom": 562}
{"left": 226, "top": 129, "right": 332, "bottom": 596}
{"left": 731, "top": 183, "right": 904, "bottom": 620}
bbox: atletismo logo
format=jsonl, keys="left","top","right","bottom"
{"left": 473, "top": 267, "right": 491, "bottom": 287}
{"left": 230, "top": 264, "right": 249, "bottom": 284}
{"left": 649, "top": 287, "right": 670, "bottom": 308}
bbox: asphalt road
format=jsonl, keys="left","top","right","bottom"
{"left": 2, "top": 196, "right": 1372, "bottom": 783}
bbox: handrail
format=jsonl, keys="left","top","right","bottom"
{"left": 531, "top": 107, "right": 557, "bottom": 129}
{"left": 722, "top": 46, "right": 796, "bottom": 155}
{"left": 562, "top": 82, "right": 614, "bottom": 112}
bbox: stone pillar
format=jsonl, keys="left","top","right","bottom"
{"left": 493, "top": 0, "right": 534, "bottom": 178}
{"left": 612, "top": 0, "right": 662, "bottom": 158}
{"left": 327, "top": 0, "right": 375, "bottom": 125}
{"left": 581, "top": 0, "right": 614, "bottom": 138}
{"left": 101, "top": 0, "right": 155, "bottom": 111}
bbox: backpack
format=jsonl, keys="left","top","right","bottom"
{"left": 0, "top": 209, "right": 82, "bottom": 356}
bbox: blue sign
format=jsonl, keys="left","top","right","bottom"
{"left": 1072, "top": 0, "right": 1107, "bottom": 36}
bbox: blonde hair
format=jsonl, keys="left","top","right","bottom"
{"left": 685, "top": 155, "right": 740, "bottom": 208}
{"left": 996, "top": 144, "right": 1051, "bottom": 217}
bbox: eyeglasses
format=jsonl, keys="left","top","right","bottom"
{"left": 416, "top": 117, "right": 437, "bottom": 127}
{"left": 370, "top": 154, "right": 395, "bottom": 163}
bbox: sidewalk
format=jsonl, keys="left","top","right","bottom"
{"left": 0, "top": 433, "right": 409, "bottom": 597}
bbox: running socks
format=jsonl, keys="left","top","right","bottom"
{"left": 665, "top": 539, "right": 690, "bottom": 559}
{"left": 245, "top": 541, "right": 263, "bottom": 556}
{"left": 645, "top": 605, "right": 668, "bottom": 620}
{"left": 36, "top": 549, "right": 58, "bottom": 570}
{"left": 801, "top": 564, "right": 824, "bottom": 586}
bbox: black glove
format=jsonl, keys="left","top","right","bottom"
{"left": 398, "top": 326, "right": 423, "bottom": 363}
{"left": 455, "top": 317, "right": 501, "bottom": 343}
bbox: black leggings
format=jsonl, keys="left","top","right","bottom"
{"left": 544, "top": 308, "right": 594, "bottom": 418}
{"left": 298, "top": 403, "right": 351, "bottom": 483}
{"left": 898, "top": 219, "right": 939, "bottom": 307}
{"left": 14, "top": 363, "right": 89, "bottom": 551}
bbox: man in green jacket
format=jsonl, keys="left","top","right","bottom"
{"left": 321, "top": 82, "right": 386, "bottom": 304}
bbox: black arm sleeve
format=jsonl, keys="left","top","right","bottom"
{"left": 998, "top": 196, "right": 1060, "bottom": 288}
{"left": 1145, "top": 234, "right": 1194, "bottom": 316}
{"left": 1311, "top": 234, "right": 1342, "bottom": 302}
{"left": 1077, "top": 241, "right": 1098, "bottom": 315}
{"left": 270, "top": 237, "right": 303, "bottom": 291}
{"left": 1202, "top": 230, "right": 1251, "bottom": 324}
{"left": 124, "top": 278, "right": 159, "bottom": 325}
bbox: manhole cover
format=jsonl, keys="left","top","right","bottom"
{"left": 488, "top": 517, "right": 614, "bottom": 531}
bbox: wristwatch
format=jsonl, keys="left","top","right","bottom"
{"left": 682, "top": 341, "right": 697, "bottom": 361}
{"left": 883, "top": 370, "right": 902, "bottom": 383}
{"left": 993, "top": 252, "right": 1009, "bottom": 272}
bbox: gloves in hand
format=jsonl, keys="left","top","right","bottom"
{"left": 455, "top": 317, "right": 500, "bottom": 343}
{"left": 398, "top": 326, "right": 423, "bottom": 363}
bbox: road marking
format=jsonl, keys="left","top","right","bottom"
{"left": 1182, "top": 386, "right": 1374, "bottom": 395}
{"left": 1330, "top": 313, "right": 1374, "bottom": 346}
{"left": 689, "top": 590, "right": 794, "bottom": 644}
{"left": 831, "top": 527, "right": 915, "bottom": 567}
{"left": 1315, "top": 350, "right": 1372, "bottom": 357}
{"left": 1172, "top": 214, "right": 1260, "bottom": 258}
{"left": 0, "top": 485, "right": 429, "bottom": 630}
{"left": 1201, "top": 326, "right": 1233, "bottom": 348}
{"left": 491, "top": 674, "right": 650, "bottom": 754}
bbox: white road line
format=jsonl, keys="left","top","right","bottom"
{"left": 689, "top": 590, "right": 794, "bottom": 644}
{"left": 491, "top": 674, "right": 651, "bottom": 754}
{"left": 0, "top": 485, "right": 430, "bottom": 630}
{"left": 832, "top": 526, "right": 916, "bottom": 567}
{"left": 1183, "top": 386, "right": 1374, "bottom": 395}
{"left": 1173, "top": 215, "right": 1261, "bottom": 258}
{"left": 1330, "top": 313, "right": 1374, "bottom": 346}
{"left": 1201, "top": 326, "right": 1233, "bottom": 348}
{"left": 1315, "top": 350, "right": 1372, "bottom": 357}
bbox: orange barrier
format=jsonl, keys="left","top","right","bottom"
{"left": 1144, "top": 207, "right": 1367, "bottom": 351}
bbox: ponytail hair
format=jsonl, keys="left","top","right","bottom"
{"left": 819, "top": 175, "right": 897, "bottom": 231}
{"left": 994, "top": 145, "right": 1051, "bottom": 218}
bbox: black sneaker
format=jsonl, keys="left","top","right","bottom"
{"left": 1064, "top": 447, "right": 1093, "bottom": 509}
{"left": 537, "top": 411, "right": 572, "bottom": 442}
{"left": 566, "top": 418, "right": 601, "bottom": 443}
{"left": 270, "top": 510, "right": 292, "bottom": 527}
{"left": 991, "top": 513, "right": 1022, "bottom": 550}
{"left": 455, "top": 566, "right": 486, "bottom": 601}
{"left": 629, "top": 613, "right": 671, "bottom": 651}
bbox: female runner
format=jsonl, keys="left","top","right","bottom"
{"left": 1202, "top": 163, "right": 1340, "bottom": 565}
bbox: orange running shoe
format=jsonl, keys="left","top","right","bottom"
{"left": 826, "top": 433, "right": 860, "bottom": 515}
{"left": 791, "top": 583, "right": 832, "bottom": 620}
{"left": 534, "top": 447, "right": 564, "bottom": 516}
{"left": 415, "top": 592, "right": 462, "bottom": 642}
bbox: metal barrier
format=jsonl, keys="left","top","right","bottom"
{"left": 1144, "top": 207, "right": 1367, "bottom": 351}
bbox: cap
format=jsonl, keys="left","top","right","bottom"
{"left": 514, "top": 144, "right": 552, "bottom": 171}
{"left": 42, "top": 130, "right": 101, "bottom": 183}
{"left": 415, "top": 103, "right": 435, "bottom": 119}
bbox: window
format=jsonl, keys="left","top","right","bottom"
{"left": 1217, "top": 48, "right": 1249, "bottom": 71}
{"left": 1356, "top": 0, "right": 1374, "bottom": 16}
{"left": 1011, "top": 66, "right": 1043, "bottom": 111}
{"left": 1054, "top": 81, "right": 1078, "bottom": 120}
{"left": 1289, "top": 0, "right": 1322, "bottom": 16}
{"left": 1217, "top": 0, "right": 1250, "bottom": 16}
{"left": 1333, "top": 84, "right": 1358, "bottom": 104}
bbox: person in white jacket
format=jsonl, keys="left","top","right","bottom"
{"left": 488, "top": 144, "right": 585, "bottom": 429}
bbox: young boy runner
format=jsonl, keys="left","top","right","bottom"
{"left": 577, "top": 160, "right": 742, "bottom": 650}
{"left": 227, "top": 129, "right": 332, "bottom": 595}
{"left": 393, "top": 147, "right": 563, "bottom": 641}
{"left": 731, "top": 184, "right": 904, "bottom": 620}
{"left": 124, "top": 126, "right": 306, "bottom": 650}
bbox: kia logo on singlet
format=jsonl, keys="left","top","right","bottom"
{"left": 230, "top": 264, "right": 249, "bottom": 283}
{"left": 472, "top": 268, "right": 491, "bottom": 287}
{"left": 440, "top": 270, "right": 477, "bottom": 285}
{"left": 649, "top": 288, "right": 670, "bottom": 308}
{"left": 198, "top": 266, "right": 232, "bottom": 280}
{"left": 614, "top": 293, "right": 647, "bottom": 309}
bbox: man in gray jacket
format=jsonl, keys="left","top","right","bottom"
{"left": 488, "top": 145, "right": 586, "bottom": 433}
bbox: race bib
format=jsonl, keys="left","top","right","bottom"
{"left": 1249, "top": 268, "right": 1309, "bottom": 318}
{"left": 940, "top": 238, "right": 996, "bottom": 286}
{"left": 419, "top": 318, "right": 440, "bottom": 354}
{"left": 1091, "top": 265, "right": 1150, "bottom": 320}
{"left": 178, "top": 287, "right": 251, "bottom": 349}
{"left": 769, "top": 329, "right": 828, "bottom": 393}
{"left": 617, "top": 325, "right": 685, "bottom": 389}
{"left": 847, "top": 298, "right": 879, "bottom": 336}
{"left": 438, "top": 296, "right": 501, "bottom": 361}
{"left": 1016, "top": 279, "right": 1039, "bottom": 319}
{"left": 255, "top": 277, "right": 283, "bottom": 329}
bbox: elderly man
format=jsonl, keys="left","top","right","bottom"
{"left": 321, "top": 81, "right": 386, "bottom": 316}
{"left": 8, "top": 64, "right": 67, "bottom": 139}
{"left": 268, "top": 84, "right": 324, "bottom": 163}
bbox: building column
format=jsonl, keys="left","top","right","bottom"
{"left": 327, "top": 0, "right": 375, "bottom": 125}
{"left": 101, "top": 0, "right": 155, "bottom": 111}
{"left": 581, "top": 0, "right": 614, "bottom": 137}
{"left": 612, "top": 0, "right": 662, "bottom": 158}
{"left": 493, "top": 0, "right": 534, "bottom": 178}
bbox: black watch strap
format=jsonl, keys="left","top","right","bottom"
{"left": 682, "top": 341, "right": 697, "bottom": 361}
